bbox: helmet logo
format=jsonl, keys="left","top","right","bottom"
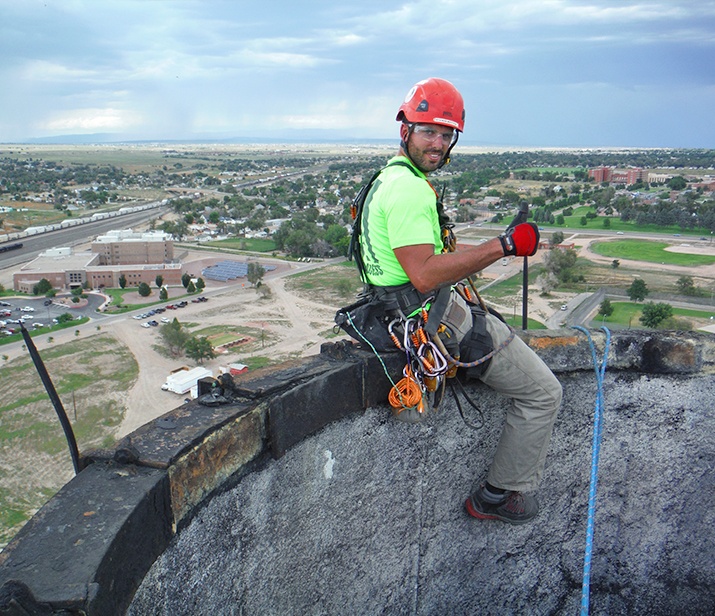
{"left": 416, "top": 99, "right": 429, "bottom": 113}
{"left": 404, "top": 86, "right": 417, "bottom": 104}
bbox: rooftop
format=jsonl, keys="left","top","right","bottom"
{"left": 0, "top": 328, "right": 713, "bottom": 615}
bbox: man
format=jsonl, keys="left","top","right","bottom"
{"left": 356, "top": 77, "right": 562, "bottom": 525}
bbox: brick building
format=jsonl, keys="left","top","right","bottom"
{"left": 588, "top": 166, "right": 648, "bottom": 185}
{"left": 13, "top": 230, "right": 182, "bottom": 292}
{"left": 91, "top": 230, "right": 174, "bottom": 265}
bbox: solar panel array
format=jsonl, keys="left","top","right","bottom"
{"left": 201, "top": 260, "right": 276, "bottom": 282}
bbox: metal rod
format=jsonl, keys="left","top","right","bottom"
{"left": 522, "top": 256, "right": 528, "bottom": 330}
{"left": 20, "top": 323, "right": 82, "bottom": 474}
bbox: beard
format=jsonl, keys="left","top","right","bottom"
{"left": 405, "top": 141, "right": 447, "bottom": 174}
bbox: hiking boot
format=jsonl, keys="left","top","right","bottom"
{"left": 465, "top": 486, "right": 539, "bottom": 525}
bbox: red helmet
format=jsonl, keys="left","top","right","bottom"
{"left": 396, "top": 77, "right": 465, "bottom": 132}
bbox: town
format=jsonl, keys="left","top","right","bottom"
{"left": 1, "top": 143, "right": 715, "bottom": 552}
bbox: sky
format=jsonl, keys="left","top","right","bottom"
{"left": 1, "top": 0, "right": 714, "bottom": 148}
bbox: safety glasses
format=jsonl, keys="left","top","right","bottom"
{"left": 411, "top": 124, "right": 456, "bottom": 145}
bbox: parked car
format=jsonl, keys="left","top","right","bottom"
{"left": 141, "top": 323, "right": 151, "bottom": 328}
{"left": 160, "top": 317, "right": 171, "bottom": 323}
{"left": 20, "top": 306, "right": 35, "bottom": 312}
{"left": 148, "top": 320, "right": 159, "bottom": 327}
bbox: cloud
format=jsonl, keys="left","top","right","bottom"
{"left": 38, "top": 108, "right": 143, "bottom": 132}
{"left": 0, "top": 0, "right": 713, "bottom": 145}
{"left": 21, "top": 60, "right": 101, "bottom": 83}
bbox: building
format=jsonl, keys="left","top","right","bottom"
{"left": 588, "top": 166, "right": 648, "bottom": 185}
{"left": 91, "top": 229, "right": 174, "bottom": 266}
{"left": 12, "top": 248, "right": 98, "bottom": 293}
{"left": 12, "top": 229, "right": 181, "bottom": 292}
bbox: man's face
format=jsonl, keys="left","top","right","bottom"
{"left": 401, "top": 123, "right": 455, "bottom": 174}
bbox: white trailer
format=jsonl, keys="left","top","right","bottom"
{"left": 161, "top": 367, "right": 212, "bottom": 395}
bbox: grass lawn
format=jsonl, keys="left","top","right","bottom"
{"left": 594, "top": 301, "right": 715, "bottom": 328}
{"left": 203, "top": 237, "right": 277, "bottom": 252}
{"left": 503, "top": 315, "right": 547, "bottom": 329}
{"left": 590, "top": 239, "right": 715, "bottom": 266}
{"left": 542, "top": 206, "right": 711, "bottom": 238}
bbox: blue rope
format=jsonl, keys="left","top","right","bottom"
{"left": 573, "top": 325, "right": 611, "bottom": 616}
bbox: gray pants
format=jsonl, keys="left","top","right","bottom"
{"left": 443, "top": 295, "right": 562, "bottom": 493}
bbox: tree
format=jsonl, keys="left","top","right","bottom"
{"left": 33, "top": 278, "right": 53, "bottom": 295}
{"left": 247, "top": 262, "right": 265, "bottom": 287}
{"left": 56, "top": 312, "right": 74, "bottom": 324}
{"left": 118, "top": 274, "right": 127, "bottom": 289}
{"left": 181, "top": 273, "right": 191, "bottom": 288}
{"left": 159, "top": 319, "right": 190, "bottom": 357}
{"left": 667, "top": 176, "right": 687, "bottom": 191}
{"left": 602, "top": 218, "right": 611, "bottom": 228}
{"left": 185, "top": 336, "right": 216, "bottom": 364}
{"left": 542, "top": 248, "right": 579, "bottom": 284}
{"left": 598, "top": 298, "right": 614, "bottom": 320}
{"left": 186, "top": 280, "right": 196, "bottom": 293}
{"left": 159, "top": 286, "right": 169, "bottom": 301}
{"left": 611, "top": 259, "right": 620, "bottom": 269}
{"left": 550, "top": 231, "right": 564, "bottom": 246}
{"left": 155, "top": 275, "right": 164, "bottom": 288}
{"left": 195, "top": 277, "right": 205, "bottom": 292}
{"left": 676, "top": 275, "right": 698, "bottom": 296}
{"left": 137, "top": 282, "right": 151, "bottom": 297}
{"left": 627, "top": 278, "right": 649, "bottom": 302}
{"left": 639, "top": 302, "right": 673, "bottom": 328}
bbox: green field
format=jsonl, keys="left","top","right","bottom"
{"left": 590, "top": 239, "right": 715, "bottom": 266}
{"left": 554, "top": 206, "right": 711, "bottom": 238}
{"left": 593, "top": 301, "right": 715, "bottom": 328}
{"left": 203, "top": 237, "right": 277, "bottom": 252}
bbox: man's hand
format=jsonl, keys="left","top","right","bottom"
{"left": 499, "top": 223, "right": 540, "bottom": 257}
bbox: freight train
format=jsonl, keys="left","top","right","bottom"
{"left": 0, "top": 242, "right": 23, "bottom": 254}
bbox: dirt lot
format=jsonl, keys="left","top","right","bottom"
{"left": 0, "top": 252, "right": 351, "bottom": 544}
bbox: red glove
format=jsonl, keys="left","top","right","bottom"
{"left": 499, "top": 223, "right": 540, "bottom": 257}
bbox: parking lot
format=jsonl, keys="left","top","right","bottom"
{"left": 0, "top": 294, "right": 106, "bottom": 336}
{"left": 130, "top": 297, "right": 208, "bottom": 328}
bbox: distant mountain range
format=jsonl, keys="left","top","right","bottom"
{"left": 12, "top": 131, "right": 400, "bottom": 146}
{"left": 7, "top": 130, "right": 526, "bottom": 148}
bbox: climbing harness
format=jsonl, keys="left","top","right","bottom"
{"left": 573, "top": 325, "right": 611, "bottom": 616}
{"left": 338, "top": 160, "right": 521, "bottom": 423}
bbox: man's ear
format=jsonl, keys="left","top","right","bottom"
{"left": 399, "top": 122, "right": 410, "bottom": 142}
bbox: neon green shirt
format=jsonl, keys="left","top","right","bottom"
{"left": 359, "top": 156, "right": 442, "bottom": 287}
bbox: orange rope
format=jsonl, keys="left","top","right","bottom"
{"left": 388, "top": 369, "right": 423, "bottom": 414}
